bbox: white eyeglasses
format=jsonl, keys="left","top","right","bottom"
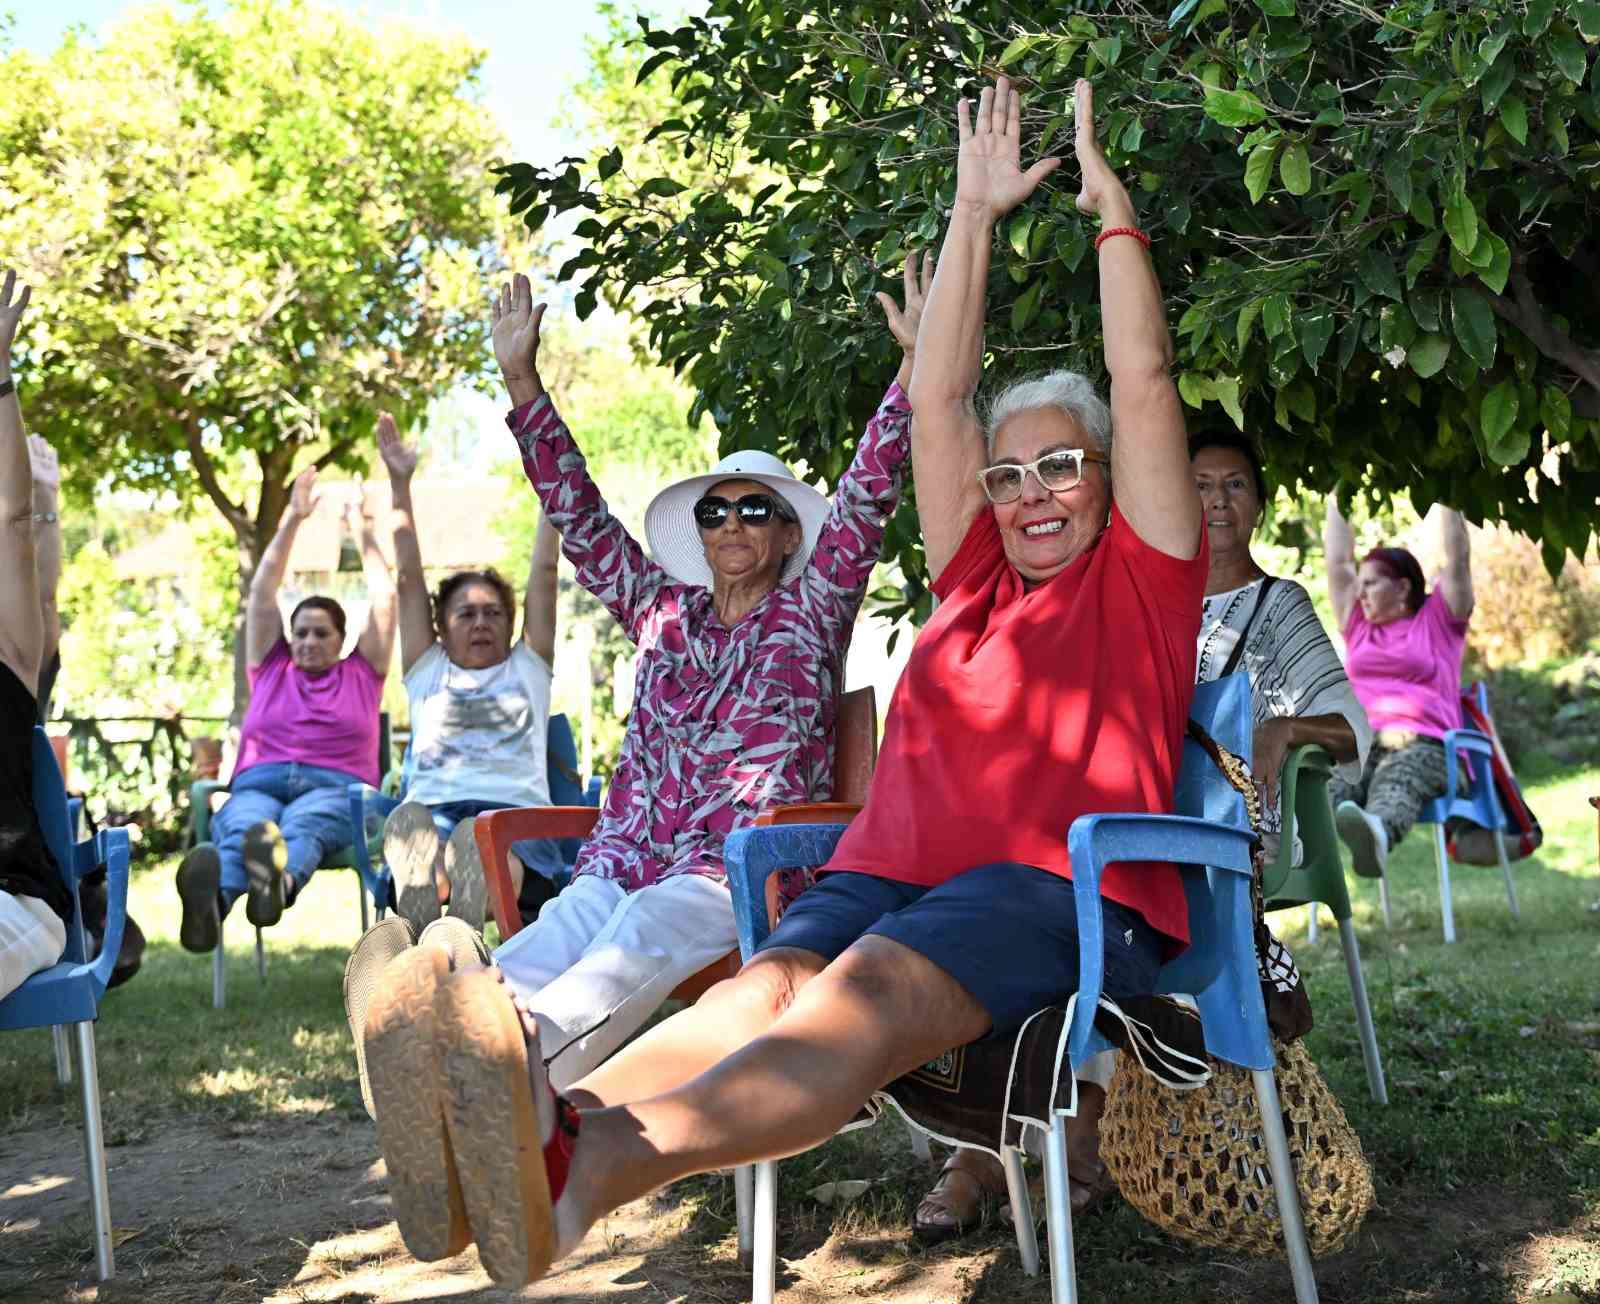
{"left": 977, "top": 448, "right": 1108, "bottom": 504}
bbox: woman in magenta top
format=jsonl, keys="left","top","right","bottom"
{"left": 176, "top": 468, "right": 395, "bottom": 952}
{"left": 348, "top": 77, "right": 1206, "bottom": 1290}
{"left": 1323, "top": 498, "right": 1474, "bottom": 878}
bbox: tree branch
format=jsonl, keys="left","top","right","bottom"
{"left": 183, "top": 414, "right": 251, "bottom": 539}
{"left": 1490, "top": 257, "right": 1600, "bottom": 405}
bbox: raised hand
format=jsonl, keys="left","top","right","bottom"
{"left": 1072, "top": 80, "right": 1134, "bottom": 224}
{"left": 376, "top": 411, "right": 417, "bottom": 481}
{"left": 0, "top": 268, "right": 31, "bottom": 365}
{"left": 27, "top": 435, "right": 59, "bottom": 496}
{"left": 345, "top": 483, "right": 374, "bottom": 535}
{"left": 875, "top": 250, "right": 935, "bottom": 357}
{"left": 491, "top": 273, "right": 548, "bottom": 387}
{"left": 955, "top": 76, "right": 1061, "bottom": 221}
{"left": 287, "top": 466, "right": 322, "bottom": 522}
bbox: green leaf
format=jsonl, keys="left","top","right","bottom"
{"left": 1213, "top": 375, "right": 1246, "bottom": 429}
{"left": 1008, "top": 212, "right": 1035, "bottom": 260}
{"left": 638, "top": 176, "right": 688, "bottom": 199}
{"left": 1298, "top": 310, "right": 1335, "bottom": 368}
{"left": 1408, "top": 332, "right": 1450, "bottom": 378}
{"left": 1011, "top": 279, "right": 1044, "bottom": 333}
{"left": 1499, "top": 95, "right": 1529, "bottom": 145}
{"left": 1405, "top": 231, "right": 1443, "bottom": 288}
{"left": 1382, "top": 153, "right": 1413, "bottom": 212}
{"left": 1244, "top": 141, "right": 1278, "bottom": 204}
{"left": 1480, "top": 379, "right": 1519, "bottom": 446}
{"left": 998, "top": 34, "right": 1039, "bottom": 67}
{"left": 1476, "top": 230, "right": 1511, "bottom": 295}
{"left": 1263, "top": 293, "right": 1291, "bottom": 339}
{"left": 1577, "top": 3, "right": 1600, "bottom": 39}
{"left": 1451, "top": 287, "right": 1498, "bottom": 369}
{"left": 1177, "top": 372, "right": 1215, "bottom": 407}
{"left": 1442, "top": 178, "right": 1479, "bottom": 257}
{"left": 1524, "top": 0, "right": 1556, "bottom": 36}
{"left": 597, "top": 147, "right": 623, "bottom": 181}
{"left": 1479, "top": 56, "right": 1516, "bottom": 113}
{"left": 1255, "top": 0, "right": 1295, "bottom": 14}
{"left": 1203, "top": 86, "right": 1269, "bottom": 127}
{"left": 1551, "top": 27, "right": 1588, "bottom": 84}
{"left": 1278, "top": 142, "right": 1312, "bottom": 195}
{"left": 1540, "top": 385, "right": 1572, "bottom": 439}
{"left": 1236, "top": 298, "right": 1264, "bottom": 350}
{"left": 1357, "top": 249, "right": 1402, "bottom": 301}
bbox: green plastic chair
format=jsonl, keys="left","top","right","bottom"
{"left": 188, "top": 714, "right": 391, "bottom": 1009}
{"left": 1260, "top": 744, "right": 1388, "bottom": 1105}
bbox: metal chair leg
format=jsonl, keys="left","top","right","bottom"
{"left": 212, "top": 920, "right": 226, "bottom": 1010}
{"left": 1002, "top": 1144, "right": 1040, "bottom": 1277}
{"left": 1336, "top": 918, "right": 1388, "bottom": 1105}
{"left": 734, "top": 1163, "right": 754, "bottom": 1265}
{"left": 1306, "top": 906, "right": 1320, "bottom": 945}
{"left": 255, "top": 926, "right": 267, "bottom": 984}
{"left": 908, "top": 1128, "right": 932, "bottom": 1162}
{"left": 1494, "top": 829, "right": 1520, "bottom": 920}
{"left": 1378, "top": 872, "right": 1393, "bottom": 929}
{"left": 1251, "top": 1068, "right": 1319, "bottom": 1304}
{"left": 52, "top": 1025, "right": 73, "bottom": 1085}
{"left": 1041, "top": 1113, "right": 1078, "bottom": 1304}
{"left": 751, "top": 1160, "right": 777, "bottom": 1304}
{"left": 74, "top": 1021, "right": 114, "bottom": 1282}
{"left": 359, "top": 876, "right": 370, "bottom": 932}
{"left": 1432, "top": 823, "right": 1456, "bottom": 943}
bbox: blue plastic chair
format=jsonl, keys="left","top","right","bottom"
{"left": 1403, "top": 683, "right": 1520, "bottom": 944}
{"left": 0, "top": 729, "right": 131, "bottom": 1282}
{"left": 723, "top": 674, "right": 1320, "bottom": 1304}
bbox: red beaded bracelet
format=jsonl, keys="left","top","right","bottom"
{"left": 1094, "top": 225, "right": 1151, "bottom": 252}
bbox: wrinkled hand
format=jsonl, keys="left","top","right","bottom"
{"left": 492, "top": 274, "right": 547, "bottom": 385}
{"left": 1072, "top": 80, "right": 1133, "bottom": 223}
{"left": 1252, "top": 716, "right": 1295, "bottom": 811}
{"left": 0, "top": 268, "right": 31, "bottom": 365}
{"left": 874, "top": 250, "right": 934, "bottom": 356}
{"left": 28, "top": 435, "right": 59, "bottom": 496}
{"left": 376, "top": 411, "right": 417, "bottom": 481}
{"left": 955, "top": 75, "right": 1061, "bottom": 220}
{"left": 287, "top": 467, "right": 322, "bottom": 521}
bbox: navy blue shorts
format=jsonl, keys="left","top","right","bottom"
{"left": 754, "top": 863, "right": 1163, "bottom": 1038}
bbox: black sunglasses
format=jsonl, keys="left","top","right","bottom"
{"left": 693, "top": 493, "right": 796, "bottom": 530}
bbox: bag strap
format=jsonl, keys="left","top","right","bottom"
{"left": 1218, "top": 575, "right": 1277, "bottom": 680}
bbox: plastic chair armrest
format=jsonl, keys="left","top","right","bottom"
{"left": 1259, "top": 745, "right": 1331, "bottom": 897}
{"left": 475, "top": 807, "right": 601, "bottom": 940}
{"left": 723, "top": 823, "right": 850, "bottom": 961}
{"left": 348, "top": 784, "right": 401, "bottom": 886}
{"left": 83, "top": 828, "right": 131, "bottom": 995}
{"left": 189, "top": 779, "right": 230, "bottom": 845}
{"left": 753, "top": 801, "right": 864, "bottom": 827}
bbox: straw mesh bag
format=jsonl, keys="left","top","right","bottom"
{"left": 1099, "top": 720, "right": 1374, "bottom": 1256}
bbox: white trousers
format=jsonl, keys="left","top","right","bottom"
{"left": 0, "top": 890, "right": 67, "bottom": 1002}
{"left": 493, "top": 872, "right": 739, "bottom": 1091}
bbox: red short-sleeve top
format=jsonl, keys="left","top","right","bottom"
{"left": 824, "top": 502, "right": 1207, "bottom": 949}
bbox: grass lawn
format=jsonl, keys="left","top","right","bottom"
{"left": 1, "top": 763, "right": 1596, "bottom": 1302}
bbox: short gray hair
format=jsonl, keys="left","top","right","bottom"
{"left": 981, "top": 370, "right": 1113, "bottom": 460}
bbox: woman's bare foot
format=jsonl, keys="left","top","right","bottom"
{"left": 913, "top": 1147, "right": 1007, "bottom": 1243}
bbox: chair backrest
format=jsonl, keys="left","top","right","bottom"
{"left": 833, "top": 686, "right": 877, "bottom": 805}
{"left": 31, "top": 727, "right": 88, "bottom": 964}
{"left": 1173, "top": 674, "right": 1251, "bottom": 827}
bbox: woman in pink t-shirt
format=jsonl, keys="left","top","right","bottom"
{"left": 1323, "top": 499, "right": 1474, "bottom": 879}
{"left": 176, "top": 468, "right": 395, "bottom": 953}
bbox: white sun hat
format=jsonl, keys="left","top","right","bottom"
{"left": 643, "top": 449, "right": 832, "bottom": 589}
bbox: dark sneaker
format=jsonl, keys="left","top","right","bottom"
{"left": 175, "top": 844, "right": 222, "bottom": 953}
{"left": 385, "top": 801, "right": 444, "bottom": 934}
{"left": 243, "top": 821, "right": 291, "bottom": 928}
{"left": 343, "top": 916, "right": 417, "bottom": 1118}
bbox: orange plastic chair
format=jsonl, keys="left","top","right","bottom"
{"left": 475, "top": 687, "right": 878, "bottom": 999}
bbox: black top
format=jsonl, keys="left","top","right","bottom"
{"left": 0, "top": 660, "right": 71, "bottom": 925}
{"left": 36, "top": 650, "right": 59, "bottom": 723}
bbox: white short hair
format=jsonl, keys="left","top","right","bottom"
{"left": 981, "top": 370, "right": 1113, "bottom": 460}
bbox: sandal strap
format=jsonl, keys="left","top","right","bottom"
{"left": 544, "top": 1094, "right": 581, "bottom": 1206}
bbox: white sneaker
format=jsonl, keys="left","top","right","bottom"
{"left": 1336, "top": 802, "right": 1389, "bottom": 879}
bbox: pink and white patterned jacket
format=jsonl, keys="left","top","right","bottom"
{"left": 507, "top": 383, "right": 912, "bottom": 891}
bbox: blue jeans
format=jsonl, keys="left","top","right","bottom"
{"left": 212, "top": 762, "right": 360, "bottom": 911}
{"left": 427, "top": 799, "right": 566, "bottom": 881}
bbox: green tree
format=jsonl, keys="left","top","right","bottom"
{"left": 502, "top": 0, "right": 1600, "bottom": 602}
{"left": 1, "top": 0, "right": 520, "bottom": 708}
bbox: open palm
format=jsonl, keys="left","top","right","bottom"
{"left": 288, "top": 467, "right": 322, "bottom": 521}
{"left": 492, "top": 274, "right": 547, "bottom": 382}
{"left": 0, "top": 268, "right": 31, "bottom": 362}
{"left": 955, "top": 77, "right": 1060, "bottom": 220}
{"left": 376, "top": 411, "right": 417, "bottom": 480}
{"left": 875, "top": 250, "right": 935, "bottom": 355}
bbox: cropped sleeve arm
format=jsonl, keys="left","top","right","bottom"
{"left": 507, "top": 396, "right": 668, "bottom": 643}
{"left": 798, "top": 381, "right": 914, "bottom": 647}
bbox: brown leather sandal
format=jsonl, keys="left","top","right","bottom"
{"left": 912, "top": 1150, "right": 1008, "bottom": 1245}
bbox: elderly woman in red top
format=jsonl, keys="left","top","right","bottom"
{"left": 364, "top": 77, "right": 1204, "bottom": 1288}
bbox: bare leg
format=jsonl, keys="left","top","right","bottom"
{"left": 565, "top": 947, "right": 829, "bottom": 1108}
{"left": 551, "top": 936, "right": 991, "bottom": 1258}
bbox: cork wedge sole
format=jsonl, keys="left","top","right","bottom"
{"left": 363, "top": 947, "right": 471, "bottom": 1261}
{"left": 435, "top": 968, "right": 555, "bottom": 1288}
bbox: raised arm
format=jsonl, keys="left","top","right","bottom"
{"left": 28, "top": 436, "right": 62, "bottom": 681}
{"left": 247, "top": 468, "right": 319, "bottom": 668}
{"left": 378, "top": 412, "right": 436, "bottom": 675}
{"left": 0, "top": 269, "right": 41, "bottom": 690}
{"left": 494, "top": 275, "right": 667, "bottom": 642}
{"left": 1074, "top": 82, "right": 1197, "bottom": 559}
{"left": 522, "top": 511, "right": 560, "bottom": 666}
{"left": 909, "top": 79, "right": 1060, "bottom": 584}
{"left": 1435, "top": 506, "right": 1474, "bottom": 621}
{"left": 1323, "top": 496, "right": 1358, "bottom": 630}
{"left": 351, "top": 485, "right": 397, "bottom": 675}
